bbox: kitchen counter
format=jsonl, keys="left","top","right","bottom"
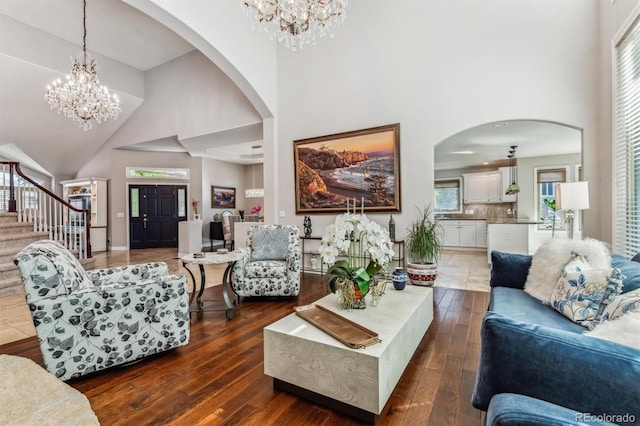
{"left": 486, "top": 219, "right": 542, "bottom": 224}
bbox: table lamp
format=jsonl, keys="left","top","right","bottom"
{"left": 556, "top": 181, "right": 589, "bottom": 239}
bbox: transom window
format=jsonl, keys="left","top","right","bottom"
{"left": 126, "top": 167, "right": 189, "bottom": 179}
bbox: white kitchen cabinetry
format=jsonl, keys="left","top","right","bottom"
{"left": 475, "top": 220, "right": 487, "bottom": 248}
{"left": 499, "top": 167, "right": 517, "bottom": 202}
{"left": 463, "top": 172, "right": 501, "bottom": 203}
{"left": 440, "top": 220, "right": 481, "bottom": 248}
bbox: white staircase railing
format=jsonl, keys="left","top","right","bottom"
{"left": 0, "top": 162, "right": 91, "bottom": 258}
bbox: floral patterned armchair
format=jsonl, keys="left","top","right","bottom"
{"left": 231, "top": 225, "right": 301, "bottom": 298}
{"left": 14, "top": 240, "right": 190, "bottom": 381}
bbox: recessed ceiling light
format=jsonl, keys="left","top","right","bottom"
{"left": 493, "top": 122, "right": 508, "bottom": 127}
{"left": 452, "top": 150, "right": 474, "bottom": 155}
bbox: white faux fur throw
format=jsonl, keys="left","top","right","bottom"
{"left": 524, "top": 238, "right": 611, "bottom": 305}
{"left": 585, "top": 310, "right": 640, "bottom": 350}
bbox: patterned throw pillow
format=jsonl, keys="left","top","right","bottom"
{"left": 598, "top": 288, "right": 640, "bottom": 322}
{"left": 551, "top": 268, "right": 624, "bottom": 328}
{"left": 562, "top": 251, "right": 592, "bottom": 275}
{"left": 251, "top": 227, "right": 290, "bottom": 261}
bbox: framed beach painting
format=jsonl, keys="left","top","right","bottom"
{"left": 294, "top": 123, "right": 401, "bottom": 214}
{"left": 211, "top": 186, "right": 236, "bottom": 208}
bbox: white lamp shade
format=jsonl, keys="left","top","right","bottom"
{"left": 556, "top": 181, "right": 589, "bottom": 210}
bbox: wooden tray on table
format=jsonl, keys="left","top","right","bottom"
{"left": 294, "top": 304, "right": 381, "bottom": 349}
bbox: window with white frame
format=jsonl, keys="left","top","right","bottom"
{"left": 126, "top": 167, "right": 189, "bottom": 179}
{"left": 614, "top": 12, "right": 640, "bottom": 258}
{"left": 434, "top": 178, "right": 462, "bottom": 214}
{"left": 537, "top": 168, "right": 567, "bottom": 230}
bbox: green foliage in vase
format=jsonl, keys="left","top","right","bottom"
{"left": 406, "top": 205, "right": 442, "bottom": 264}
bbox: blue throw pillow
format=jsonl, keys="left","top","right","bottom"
{"left": 611, "top": 253, "right": 640, "bottom": 293}
{"left": 490, "top": 251, "right": 532, "bottom": 289}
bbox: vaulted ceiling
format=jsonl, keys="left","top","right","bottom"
{"left": 0, "top": 0, "right": 263, "bottom": 178}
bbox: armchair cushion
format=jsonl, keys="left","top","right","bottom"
{"left": 245, "top": 260, "right": 287, "bottom": 279}
{"left": 251, "top": 227, "right": 290, "bottom": 260}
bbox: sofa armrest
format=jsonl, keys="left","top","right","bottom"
{"left": 486, "top": 393, "right": 619, "bottom": 426}
{"left": 472, "top": 311, "right": 640, "bottom": 422}
{"left": 87, "top": 262, "right": 170, "bottom": 286}
{"left": 490, "top": 251, "right": 532, "bottom": 289}
{"left": 230, "top": 247, "right": 251, "bottom": 292}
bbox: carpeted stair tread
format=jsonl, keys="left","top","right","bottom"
{"left": 0, "top": 277, "right": 24, "bottom": 296}
{"left": 0, "top": 222, "right": 36, "bottom": 232}
{"left": 0, "top": 231, "right": 49, "bottom": 242}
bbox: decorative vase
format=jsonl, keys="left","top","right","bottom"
{"left": 392, "top": 267, "right": 407, "bottom": 290}
{"left": 239, "top": 210, "right": 245, "bottom": 220}
{"left": 338, "top": 280, "right": 368, "bottom": 309}
{"left": 193, "top": 214, "right": 200, "bottom": 221}
{"left": 388, "top": 215, "right": 396, "bottom": 241}
{"left": 303, "top": 215, "right": 312, "bottom": 237}
{"left": 406, "top": 262, "right": 438, "bottom": 286}
{"left": 310, "top": 255, "right": 319, "bottom": 270}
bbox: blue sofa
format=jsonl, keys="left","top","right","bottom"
{"left": 473, "top": 251, "right": 640, "bottom": 426}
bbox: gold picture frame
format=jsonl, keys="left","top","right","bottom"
{"left": 294, "top": 123, "right": 401, "bottom": 214}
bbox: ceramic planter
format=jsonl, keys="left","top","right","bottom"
{"left": 406, "top": 262, "right": 438, "bottom": 286}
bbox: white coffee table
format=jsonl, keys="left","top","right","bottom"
{"left": 264, "top": 285, "right": 434, "bottom": 423}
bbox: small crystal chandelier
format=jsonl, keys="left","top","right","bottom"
{"left": 241, "top": 0, "right": 348, "bottom": 51}
{"left": 44, "top": 0, "right": 121, "bottom": 131}
{"left": 246, "top": 145, "right": 265, "bottom": 198}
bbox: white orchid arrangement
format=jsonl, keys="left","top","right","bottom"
{"left": 319, "top": 213, "right": 394, "bottom": 297}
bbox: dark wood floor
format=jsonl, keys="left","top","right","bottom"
{"left": 0, "top": 272, "right": 488, "bottom": 425}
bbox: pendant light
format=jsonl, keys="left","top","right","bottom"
{"left": 245, "top": 144, "right": 264, "bottom": 198}
{"left": 505, "top": 145, "right": 520, "bottom": 195}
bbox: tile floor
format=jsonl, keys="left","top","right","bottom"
{"left": 0, "top": 248, "right": 490, "bottom": 346}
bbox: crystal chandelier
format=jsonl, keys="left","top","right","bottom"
{"left": 241, "top": 0, "right": 348, "bottom": 51}
{"left": 44, "top": 0, "right": 121, "bottom": 131}
{"left": 246, "top": 145, "right": 265, "bottom": 198}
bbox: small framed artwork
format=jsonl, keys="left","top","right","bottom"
{"left": 293, "top": 123, "right": 401, "bottom": 214}
{"left": 211, "top": 186, "right": 236, "bottom": 208}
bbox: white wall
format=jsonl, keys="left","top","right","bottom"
{"left": 275, "top": 0, "right": 601, "bottom": 240}
{"left": 104, "top": 50, "right": 261, "bottom": 147}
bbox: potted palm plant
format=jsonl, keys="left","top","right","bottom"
{"left": 405, "top": 205, "right": 443, "bottom": 286}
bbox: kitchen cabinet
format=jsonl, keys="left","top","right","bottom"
{"left": 463, "top": 172, "right": 501, "bottom": 203}
{"left": 476, "top": 220, "right": 487, "bottom": 248}
{"left": 441, "top": 220, "right": 480, "bottom": 247}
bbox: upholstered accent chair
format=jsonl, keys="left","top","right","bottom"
{"left": 14, "top": 240, "right": 190, "bottom": 381}
{"left": 231, "top": 225, "right": 301, "bottom": 299}
{"left": 222, "top": 215, "right": 241, "bottom": 250}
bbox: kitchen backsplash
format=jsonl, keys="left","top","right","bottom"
{"left": 440, "top": 202, "right": 517, "bottom": 220}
